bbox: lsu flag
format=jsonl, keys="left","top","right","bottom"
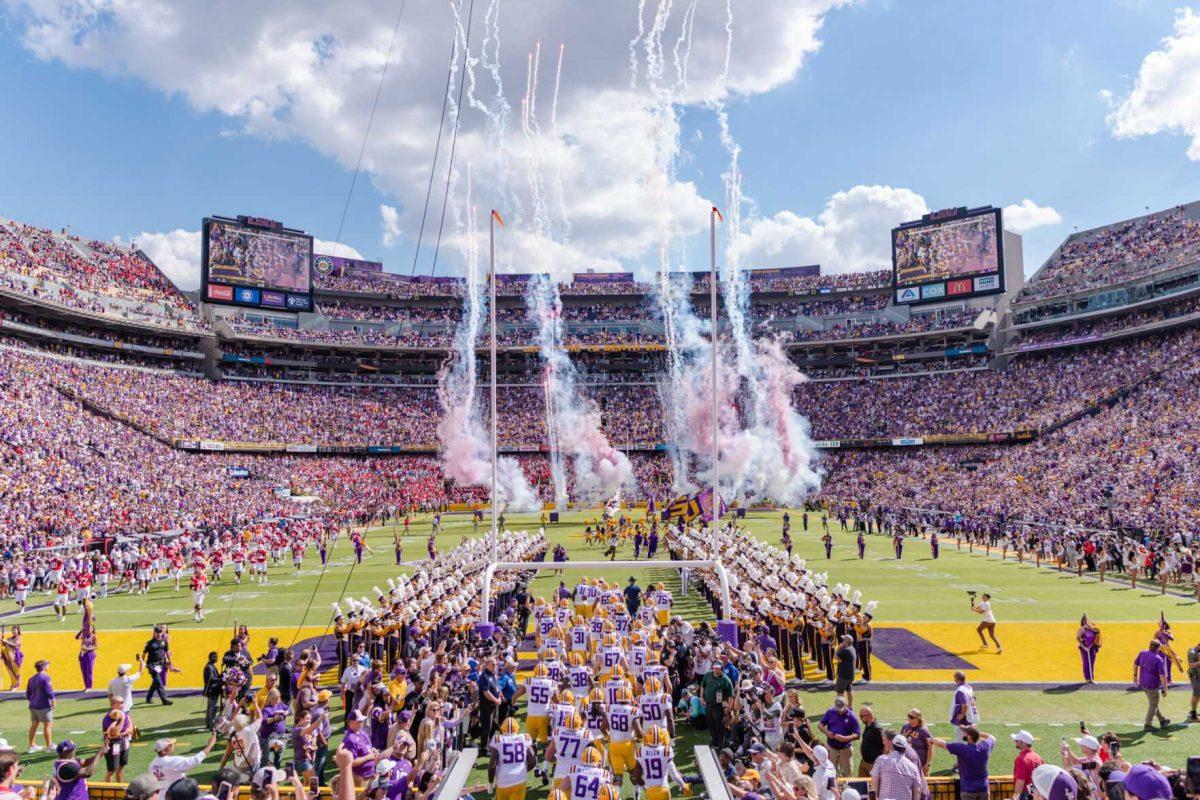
{"left": 661, "top": 488, "right": 726, "bottom": 523}
{"left": 695, "top": 487, "right": 728, "bottom": 523}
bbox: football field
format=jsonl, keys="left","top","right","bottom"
{"left": 1, "top": 509, "right": 1197, "bottom": 791}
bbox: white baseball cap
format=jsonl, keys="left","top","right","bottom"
{"left": 1075, "top": 735, "right": 1100, "bottom": 751}
{"left": 1011, "top": 730, "right": 1035, "bottom": 745}
{"left": 154, "top": 738, "right": 175, "bottom": 753}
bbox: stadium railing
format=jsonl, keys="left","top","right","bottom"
{"left": 15, "top": 768, "right": 1018, "bottom": 800}
{"left": 691, "top": 750, "right": 1016, "bottom": 800}
{"left": 15, "top": 781, "right": 333, "bottom": 800}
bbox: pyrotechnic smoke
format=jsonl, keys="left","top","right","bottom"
{"left": 528, "top": 275, "right": 636, "bottom": 504}
{"left": 437, "top": 177, "right": 539, "bottom": 513}
{"left": 639, "top": 0, "right": 821, "bottom": 505}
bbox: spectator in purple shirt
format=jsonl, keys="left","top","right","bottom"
{"left": 1133, "top": 640, "right": 1170, "bottom": 731}
{"left": 339, "top": 710, "right": 378, "bottom": 782}
{"left": 258, "top": 690, "right": 289, "bottom": 768}
{"left": 51, "top": 740, "right": 104, "bottom": 800}
{"left": 25, "top": 660, "right": 54, "bottom": 753}
{"left": 817, "top": 697, "right": 861, "bottom": 777}
{"left": 931, "top": 726, "right": 994, "bottom": 800}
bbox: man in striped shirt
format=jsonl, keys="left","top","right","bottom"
{"left": 870, "top": 733, "right": 922, "bottom": 800}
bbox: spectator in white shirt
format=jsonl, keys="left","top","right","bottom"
{"left": 108, "top": 658, "right": 143, "bottom": 713}
{"left": 148, "top": 735, "right": 218, "bottom": 800}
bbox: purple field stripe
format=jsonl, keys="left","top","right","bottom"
{"left": 873, "top": 627, "right": 977, "bottom": 670}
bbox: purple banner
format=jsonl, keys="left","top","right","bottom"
{"left": 410, "top": 275, "right": 459, "bottom": 284}
{"left": 496, "top": 273, "right": 538, "bottom": 284}
{"left": 748, "top": 265, "right": 820, "bottom": 278}
{"left": 572, "top": 272, "right": 635, "bottom": 283}
{"left": 313, "top": 254, "right": 385, "bottom": 277}
{"left": 1016, "top": 333, "right": 1102, "bottom": 352}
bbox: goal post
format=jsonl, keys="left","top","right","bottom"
{"left": 476, "top": 559, "right": 738, "bottom": 644}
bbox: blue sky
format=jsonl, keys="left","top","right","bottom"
{"left": 0, "top": 0, "right": 1197, "bottom": 286}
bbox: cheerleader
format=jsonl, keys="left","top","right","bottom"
{"left": 1, "top": 625, "right": 24, "bottom": 689}
{"left": 76, "top": 599, "right": 98, "bottom": 691}
{"left": 1076, "top": 614, "right": 1101, "bottom": 684}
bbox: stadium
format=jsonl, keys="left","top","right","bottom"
{"left": 0, "top": 4, "right": 1198, "bottom": 800}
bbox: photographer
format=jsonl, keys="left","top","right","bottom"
{"left": 726, "top": 680, "right": 763, "bottom": 753}
{"left": 783, "top": 689, "right": 815, "bottom": 749}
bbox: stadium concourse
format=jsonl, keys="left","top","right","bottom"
{"left": 1, "top": 202, "right": 1200, "bottom": 798}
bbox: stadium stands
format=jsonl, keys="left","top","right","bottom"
{"left": 0, "top": 203, "right": 1199, "bottom": 541}
{"left": 1017, "top": 203, "right": 1200, "bottom": 302}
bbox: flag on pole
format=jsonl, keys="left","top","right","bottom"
{"left": 695, "top": 487, "right": 728, "bottom": 523}
{"left": 712, "top": 206, "right": 723, "bottom": 223}
{"left": 491, "top": 209, "right": 505, "bottom": 227}
{"left": 660, "top": 488, "right": 726, "bottom": 523}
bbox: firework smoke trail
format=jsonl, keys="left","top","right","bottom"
{"left": 436, "top": 174, "right": 539, "bottom": 512}
{"left": 521, "top": 44, "right": 552, "bottom": 237}
{"left": 707, "top": 0, "right": 821, "bottom": 502}
{"left": 550, "top": 43, "right": 571, "bottom": 241}
{"left": 639, "top": 0, "right": 712, "bottom": 493}
{"left": 540, "top": 369, "right": 568, "bottom": 506}
{"left": 465, "top": 0, "right": 522, "bottom": 223}
{"left": 629, "top": 0, "right": 648, "bottom": 90}
{"left": 528, "top": 275, "right": 635, "bottom": 503}
{"left": 671, "top": 0, "right": 699, "bottom": 95}
{"left": 633, "top": 0, "right": 818, "bottom": 503}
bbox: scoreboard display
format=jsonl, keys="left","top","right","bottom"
{"left": 201, "top": 215, "right": 314, "bottom": 311}
{"left": 891, "top": 206, "right": 1004, "bottom": 305}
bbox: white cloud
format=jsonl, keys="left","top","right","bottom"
{"left": 734, "top": 185, "right": 929, "bottom": 274}
{"left": 312, "top": 238, "right": 365, "bottom": 261}
{"left": 380, "top": 204, "right": 401, "bottom": 247}
{"left": 122, "top": 229, "right": 201, "bottom": 289}
{"left": 8, "top": 1, "right": 848, "bottom": 276}
{"left": 1105, "top": 7, "right": 1200, "bottom": 159}
{"left": 123, "top": 230, "right": 362, "bottom": 290}
{"left": 1002, "top": 199, "right": 1063, "bottom": 233}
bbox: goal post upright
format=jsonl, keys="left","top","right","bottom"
{"left": 472, "top": 207, "right": 740, "bottom": 646}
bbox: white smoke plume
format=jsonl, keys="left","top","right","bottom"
{"left": 527, "top": 274, "right": 635, "bottom": 504}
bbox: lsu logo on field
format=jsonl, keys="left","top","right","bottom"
{"left": 896, "top": 287, "right": 919, "bottom": 303}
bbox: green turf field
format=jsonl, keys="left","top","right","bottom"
{"left": 0, "top": 509, "right": 1196, "bottom": 795}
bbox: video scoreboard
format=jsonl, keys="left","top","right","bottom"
{"left": 891, "top": 206, "right": 1005, "bottom": 305}
{"left": 201, "top": 215, "right": 314, "bottom": 311}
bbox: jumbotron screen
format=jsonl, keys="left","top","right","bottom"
{"left": 891, "top": 206, "right": 1004, "bottom": 304}
{"left": 201, "top": 216, "right": 314, "bottom": 311}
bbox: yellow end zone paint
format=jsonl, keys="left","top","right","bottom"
{"left": 8, "top": 621, "right": 1197, "bottom": 691}
{"left": 869, "top": 622, "right": 1200, "bottom": 684}
{"left": 3, "top": 626, "right": 329, "bottom": 692}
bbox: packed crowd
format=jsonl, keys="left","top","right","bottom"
{"left": 1013, "top": 293, "right": 1200, "bottom": 350}
{"left": 1019, "top": 206, "right": 1200, "bottom": 303}
{"left": 786, "top": 309, "right": 979, "bottom": 344}
{"left": 795, "top": 326, "right": 1200, "bottom": 439}
{"left": 821, "top": 337, "right": 1200, "bottom": 534}
{"left": 54, "top": 361, "right": 666, "bottom": 447}
{"left": 752, "top": 294, "right": 891, "bottom": 320}
{"left": 0, "top": 221, "right": 201, "bottom": 330}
